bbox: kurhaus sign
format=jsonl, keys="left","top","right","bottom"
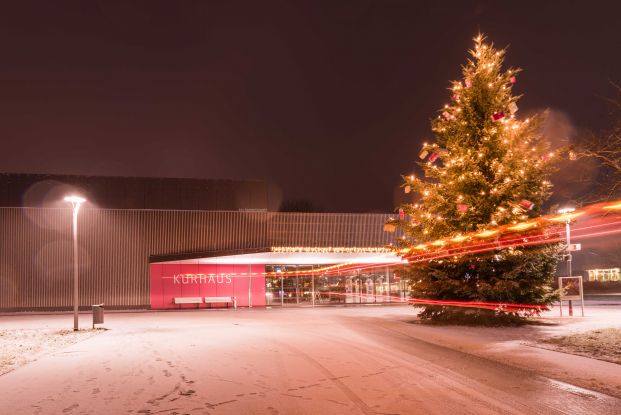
{"left": 171, "top": 273, "right": 233, "bottom": 284}
{"left": 150, "top": 263, "right": 266, "bottom": 309}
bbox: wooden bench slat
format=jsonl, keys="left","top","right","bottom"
{"left": 204, "top": 296, "right": 237, "bottom": 309}
{"left": 174, "top": 297, "right": 203, "bottom": 304}
{"left": 172, "top": 296, "right": 237, "bottom": 308}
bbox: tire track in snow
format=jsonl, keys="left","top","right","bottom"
{"left": 270, "top": 338, "right": 376, "bottom": 415}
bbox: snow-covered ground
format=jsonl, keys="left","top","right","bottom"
{"left": 0, "top": 305, "right": 620, "bottom": 414}
{"left": 0, "top": 328, "right": 102, "bottom": 376}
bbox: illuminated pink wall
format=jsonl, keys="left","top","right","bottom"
{"left": 149, "top": 263, "right": 266, "bottom": 309}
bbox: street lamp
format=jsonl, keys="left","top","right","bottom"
{"left": 64, "top": 195, "right": 86, "bottom": 331}
{"left": 558, "top": 207, "right": 575, "bottom": 316}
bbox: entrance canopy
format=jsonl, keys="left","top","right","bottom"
{"left": 152, "top": 247, "right": 406, "bottom": 265}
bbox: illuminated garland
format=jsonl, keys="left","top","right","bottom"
{"left": 270, "top": 247, "right": 393, "bottom": 254}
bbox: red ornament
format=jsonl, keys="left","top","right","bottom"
{"left": 399, "top": 208, "right": 405, "bottom": 220}
{"left": 404, "top": 185, "right": 411, "bottom": 194}
{"left": 419, "top": 149, "right": 429, "bottom": 159}
{"left": 428, "top": 152, "right": 440, "bottom": 163}
{"left": 456, "top": 203, "right": 469, "bottom": 212}
{"left": 465, "top": 78, "right": 472, "bottom": 88}
{"left": 519, "top": 199, "right": 534, "bottom": 210}
{"left": 442, "top": 111, "right": 454, "bottom": 120}
{"left": 491, "top": 111, "right": 505, "bottom": 121}
{"left": 510, "top": 76, "right": 517, "bottom": 84}
{"left": 452, "top": 94, "right": 460, "bottom": 102}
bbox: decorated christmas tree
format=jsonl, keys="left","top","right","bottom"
{"left": 395, "top": 35, "right": 562, "bottom": 324}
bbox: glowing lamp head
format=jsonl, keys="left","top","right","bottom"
{"left": 64, "top": 195, "right": 86, "bottom": 204}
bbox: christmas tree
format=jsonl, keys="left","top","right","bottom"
{"left": 396, "top": 35, "right": 562, "bottom": 324}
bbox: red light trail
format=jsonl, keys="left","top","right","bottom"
{"left": 320, "top": 292, "right": 548, "bottom": 313}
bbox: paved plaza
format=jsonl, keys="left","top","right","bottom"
{"left": 1, "top": 305, "right": 621, "bottom": 414}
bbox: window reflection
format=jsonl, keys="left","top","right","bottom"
{"left": 264, "top": 265, "right": 407, "bottom": 306}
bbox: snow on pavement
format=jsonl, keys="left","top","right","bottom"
{"left": 0, "top": 305, "right": 620, "bottom": 415}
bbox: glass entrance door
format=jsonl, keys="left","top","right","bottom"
{"left": 282, "top": 274, "right": 298, "bottom": 305}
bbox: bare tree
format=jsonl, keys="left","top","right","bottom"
{"left": 572, "top": 83, "right": 621, "bottom": 201}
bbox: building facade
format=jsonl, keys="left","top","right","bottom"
{"left": 0, "top": 207, "right": 405, "bottom": 312}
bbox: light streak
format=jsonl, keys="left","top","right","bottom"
{"left": 408, "top": 298, "right": 548, "bottom": 312}
{"left": 264, "top": 262, "right": 353, "bottom": 276}
{"left": 321, "top": 291, "right": 408, "bottom": 303}
{"left": 475, "top": 229, "right": 498, "bottom": 238}
{"left": 319, "top": 292, "right": 548, "bottom": 312}
{"left": 407, "top": 225, "right": 621, "bottom": 263}
{"left": 400, "top": 198, "right": 621, "bottom": 258}
{"left": 315, "top": 262, "right": 405, "bottom": 276}
{"left": 603, "top": 202, "right": 621, "bottom": 211}
{"left": 507, "top": 222, "right": 538, "bottom": 231}
{"left": 548, "top": 212, "right": 585, "bottom": 222}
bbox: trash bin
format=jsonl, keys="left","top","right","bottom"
{"left": 92, "top": 304, "right": 104, "bottom": 328}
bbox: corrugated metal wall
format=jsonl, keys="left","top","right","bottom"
{"left": 0, "top": 208, "right": 395, "bottom": 311}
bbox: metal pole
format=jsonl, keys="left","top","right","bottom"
{"left": 248, "top": 264, "right": 252, "bottom": 308}
{"left": 312, "top": 266, "right": 315, "bottom": 307}
{"left": 296, "top": 273, "right": 299, "bottom": 305}
{"left": 566, "top": 220, "right": 573, "bottom": 316}
{"left": 386, "top": 267, "right": 390, "bottom": 303}
{"left": 72, "top": 205, "right": 79, "bottom": 331}
{"left": 358, "top": 271, "right": 361, "bottom": 304}
{"left": 580, "top": 276, "right": 585, "bottom": 317}
{"left": 558, "top": 277, "right": 563, "bottom": 317}
{"left": 566, "top": 220, "right": 572, "bottom": 278}
{"left": 373, "top": 276, "right": 377, "bottom": 303}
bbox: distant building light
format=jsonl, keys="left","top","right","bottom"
{"left": 586, "top": 268, "right": 620, "bottom": 282}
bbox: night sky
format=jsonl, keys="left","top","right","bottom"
{"left": 1, "top": 1, "right": 620, "bottom": 212}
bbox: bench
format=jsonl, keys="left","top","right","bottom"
{"left": 174, "top": 297, "right": 203, "bottom": 306}
{"left": 204, "top": 296, "right": 237, "bottom": 309}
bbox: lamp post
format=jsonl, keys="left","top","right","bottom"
{"left": 64, "top": 195, "right": 86, "bottom": 331}
{"left": 558, "top": 207, "right": 575, "bottom": 316}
